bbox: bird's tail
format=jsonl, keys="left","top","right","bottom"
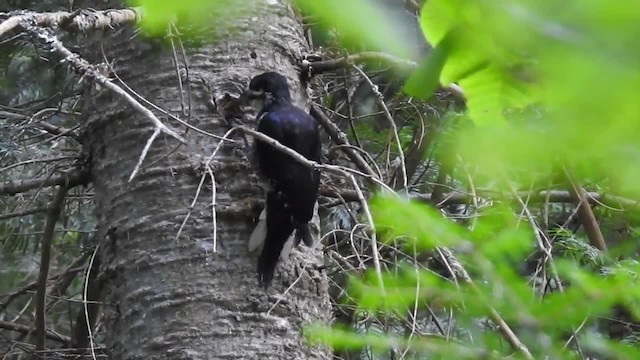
{"left": 257, "top": 192, "right": 295, "bottom": 287}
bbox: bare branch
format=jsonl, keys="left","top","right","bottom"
{"left": 35, "top": 185, "right": 69, "bottom": 350}
{"left": 0, "top": 207, "right": 48, "bottom": 220}
{"left": 0, "top": 320, "right": 70, "bottom": 345}
{"left": 436, "top": 247, "right": 534, "bottom": 359}
{"left": 0, "top": 156, "right": 77, "bottom": 173}
{"left": 320, "top": 187, "right": 638, "bottom": 209}
{"left": 79, "top": 245, "right": 101, "bottom": 359}
{"left": 0, "top": 169, "right": 88, "bottom": 195}
{"left": 303, "top": 52, "right": 465, "bottom": 99}
{"left": 303, "top": 51, "right": 417, "bottom": 75}
{"left": 310, "top": 104, "right": 379, "bottom": 179}
{"left": 21, "top": 23, "right": 187, "bottom": 181}
{"left": 565, "top": 168, "right": 608, "bottom": 251}
{"left": 0, "top": 8, "right": 140, "bottom": 37}
{"left": 176, "top": 128, "right": 239, "bottom": 242}
{"left": 348, "top": 174, "right": 385, "bottom": 293}
{"left": 0, "top": 255, "right": 87, "bottom": 313}
{"left": 128, "top": 127, "right": 161, "bottom": 182}
{"left": 37, "top": 122, "right": 79, "bottom": 138}
{"left": 352, "top": 65, "right": 409, "bottom": 191}
{"left": 239, "top": 126, "right": 395, "bottom": 193}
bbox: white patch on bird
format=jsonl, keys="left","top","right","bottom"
{"left": 279, "top": 233, "right": 297, "bottom": 260}
{"left": 248, "top": 208, "right": 268, "bottom": 252}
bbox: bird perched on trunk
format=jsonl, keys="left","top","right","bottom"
{"left": 244, "top": 71, "right": 321, "bottom": 287}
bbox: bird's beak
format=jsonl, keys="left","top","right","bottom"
{"left": 244, "top": 89, "right": 265, "bottom": 99}
{"left": 241, "top": 89, "right": 266, "bottom": 109}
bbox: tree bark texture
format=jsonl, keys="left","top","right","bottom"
{"left": 80, "top": 0, "right": 331, "bottom": 358}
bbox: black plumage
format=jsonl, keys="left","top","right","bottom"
{"left": 246, "top": 72, "right": 321, "bottom": 287}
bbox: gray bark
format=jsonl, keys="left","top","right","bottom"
{"left": 79, "top": 0, "right": 331, "bottom": 358}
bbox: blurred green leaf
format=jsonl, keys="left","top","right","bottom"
{"left": 370, "top": 194, "right": 466, "bottom": 249}
{"left": 296, "top": 0, "right": 416, "bottom": 58}
{"left": 403, "top": 34, "right": 448, "bottom": 99}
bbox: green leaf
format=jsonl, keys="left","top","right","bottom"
{"left": 402, "top": 41, "right": 447, "bottom": 99}
{"left": 458, "top": 65, "right": 529, "bottom": 125}
{"left": 369, "top": 194, "right": 466, "bottom": 249}
{"left": 403, "top": 28, "right": 469, "bottom": 99}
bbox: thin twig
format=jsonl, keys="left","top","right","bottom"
{"left": 438, "top": 248, "right": 534, "bottom": 359}
{"left": 310, "top": 104, "right": 379, "bottom": 179}
{"left": 303, "top": 52, "right": 465, "bottom": 99}
{"left": 128, "top": 127, "right": 161, "bottom": 182}
{"left": 205, "top": 165, "right": 217, "bottom": 252}
{"left": 352, "top": 65, "right": 408, "bottom": 192}
{"left": 105, "top": 50, "right": 232, "bottom": 142}
{"left": 0, "top": 156, "right": 77, "bottom": 173}
{"left": 240, "top": 126, "right": 395, "bottom": 193}
{"left": 176, "top": 128, "right": 238, "bottom": 241}
{"left": 349, "top": 174, "right": 385, "bottom": 293}
{"left": 82, "top": 245, "right": 100, "bottom": 360}
{"left": 0, "top": 207, "right": 48, "bottom": 220}
{"left": 304, "top": 51, "right": 417, "bottom": 74}
{"left": 0, "top": 255, "right": 87, "bottom": 313}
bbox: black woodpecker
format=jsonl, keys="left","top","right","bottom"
{"left": 244, "top": 72, "right": 321, "bottom": 287}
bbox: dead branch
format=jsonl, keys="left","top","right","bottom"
{"left": 436, "top": 247, "right": 534, "bottom": 359}
{"left": 310, "top": 104, "right": 379, "bottom": 179}
{"left": 0, "top": 255, "right": 88, "bottom": 313}
{"left": 20, "top": 23, "right": 186, "bottom": 182}
{"left": 353, "top": 65, "right": 408, "bottom": 191}
{"left": 35, "top": 185, "right": 69, "bottom": 350}
{"left": 0, "top": 169, "right": 88, "bottom": 195}
{"left": 303, "top": 51, "right": 417, "bottom": 75}
{"left": 303, "top": 52, "right": 465, "bottom": 99}
{"left": 0, "top": 320, "right": 70, "bottom": 345}
{"left": 565, "top": 169, "right": 608, "bottom": 251}
{"left": 176, "top": 128, "right": 238, "bottom": 242}
{"left": 0, "top": 8, "right": 139, "bottom": 37}
{"left": 239, "top": 126, "right": 394, "bottom": 193}
{"left": 0, "top": 207, "right": 48, "bottom": 220}
{"left": 348, "top": 174, "right": 385, "bottom": 292}
{"left": 37, "top": 122, "right": 79, "bottom": 138}
{"left": 0, "top": 156, "right": 78, "bottom": 173}
{"left": 75, "top": 245, "right": 102, "bottom": 355}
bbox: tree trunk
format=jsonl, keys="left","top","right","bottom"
{"left": 81, "top": 1, "right": 331, "bottom": 358}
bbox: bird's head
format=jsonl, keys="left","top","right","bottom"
{"left": 244, "top": 72, "right": 292, "bottom": 109}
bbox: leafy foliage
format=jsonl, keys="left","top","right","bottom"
{"left": 415, "top": 0, "right": 640, "bottom": 196}
{"left": 304, "top": 0, "right": 640, "bottom": 359}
